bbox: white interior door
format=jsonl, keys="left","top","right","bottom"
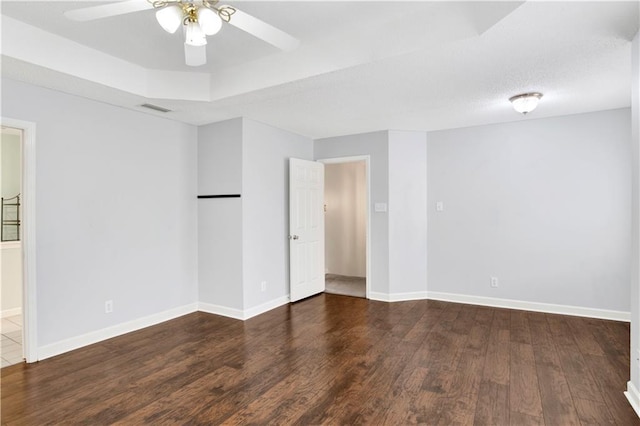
{"left": 289, "top": 158, "right": 325, "bottom": 302}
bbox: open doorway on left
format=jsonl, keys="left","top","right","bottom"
{"left": 1, "top": 126, "right": 23, "bottom": 367}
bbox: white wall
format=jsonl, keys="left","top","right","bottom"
{"left": 197, "top": 118, "right": 313, "bottom": 315}
{"left": 242, "top": 119, "right": 313, "bottom": 311}
{"left": 388, "top": 131, "right": 428, "bottom": 296}
{"left": 315, "top": 131, "right": 390, "bottom": 294}
{"left": 629, "top": 30, "right": 640, "bottom": 411}
{"left": 324, "top": 161, "right": 367, "bottom": 277}
{"left": 1, "top": 132, "right": 21, "bottom": 198}
{"left": 198, "top": 118, "right": 243, "bottom": 196}
{"left": 1, "top": 78, "right": 199, "bottom": 347}
{"left": 1, "top": 75, "right": 633, "bottom": 363}
{"left": 428, "top": 109, "right": 631, "bottom": 313}
{"left": 198, "top": 119, "right": 244, "bottom": 311}
{"left": 198, "top": 198, "right": 243, "bottom": 310}
{"left": 1, "top": 244, "right": 22, "bottom": 315}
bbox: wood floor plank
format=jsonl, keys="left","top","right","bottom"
{"left": 509, "top": 410, "right": 545, "bottom": 425}
{"left": 590, "top": 318, "right": 630, "bottom": 357}
{"left": 510, "top": 310, "right": 532, "bottom": 344}
{"left": 509, "top": 342, "right": 544, "bottom": 419}
{"left": 565, "top": 316, "right": 605, "bottom": 356}
{"left": 433, "top": 323, "right": 490, "bottom": 424}
{"left": 493, "top": 308, "right": 511, "bottom": 331}
{"left": 573, "top": 397, "right": 616, "bottom": 425}
{"left": 474, "top": 380, "right": 509, "bottom": 426}
{"left": 555, "top": 342, "right": 606, "bottom": 404}
{"left": 529, "top": 314, "right": 580, "bottom": 425}
{"left": 483, "top": 320, "right": 510, "bottom": 385}
{"left": 380, "top": 366, "right": 430, "bottom": 424}
{"left": 1, "top": 295, "right": 637, "bottom": 425}
{"left": 583, "top": 353, "right": 640, "bottom": 425}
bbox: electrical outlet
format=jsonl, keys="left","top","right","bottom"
{"left": 261, "top": 281, "right": 267, "bottom": 292}
{"left": 490, "top": 277, "right": 499, "bottom": 288}
{"left": 105, "top": 300, "right": 113, "bottom": 313}
{"left": 436, "top": 201, "right": 444, "bottom": 212}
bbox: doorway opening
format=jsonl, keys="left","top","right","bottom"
{"left": 1, "top": 126, "right": 23, "bottom": 366}
{"left": 1, "top": 118, "right": 36, "bottom": 364}
{"left": 320, "top": 156, "right": 370, "bottom": 299}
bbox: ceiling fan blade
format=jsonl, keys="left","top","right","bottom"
{"left": 223, "top": 6, "right": 300, "bottom": 52}
{"left": 64, "top": 0, "right": 153, "bottom": 22}
{"left": 185, "top": 44, "right": 207, "bottom": 67}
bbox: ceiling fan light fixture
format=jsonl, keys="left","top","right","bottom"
{"left": 509, "top": 92, "right": 543, "bottom": 114}
{"left": 155, "top": 4, "right": 183, "bottom": 34}
{"left": 197, "top": 7, "right": 222, "bottom": 36}
{"left": 185, "top": 20, "right": 207, "bottom": 46}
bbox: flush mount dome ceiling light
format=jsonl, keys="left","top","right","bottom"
{"left": 65, "top": 0, "right": 300, "bottom": 67}
{"left": 509, "top": 92, "right": 543, "bottom": 115}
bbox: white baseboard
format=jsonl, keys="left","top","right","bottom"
{"left": 31, "top": 289, "right": 632, "bottom": 363}
{"left": 369, "top": 291, "right": 429, "bottom": 302}
{"left": 198, "top": 302, "right": 245, "bottom": 320}
{"left": 243, "top": 296, "right": 290, "bottom": 320}
{"left": 626, "top": 381, "right": 640, "bottom": 418}
{"left": 199, "top": 296, "right": 290, "bottom": 321}
{"left": 368, "top": 291, "right": 390, "bottom": 302}
{"left": 38, "top": 303, "right": 198, "bottom": 361}
{"left": 1, "top": 307, "right": 22, "bottom": 318}
{"left": 426, "top": 291, "right": 630, "bottom": 322}
{"left": 36, "top": 296, "right": 293, "bottom": 362}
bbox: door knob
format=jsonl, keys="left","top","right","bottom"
{"left": 289, "top": 235, "right": 299, "bottom": 240}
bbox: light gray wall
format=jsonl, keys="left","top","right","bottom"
{"left": 315, "top": 131, "right": 390, "bottom": 294}
{"left": 242, "top": 119, "right": 313, "bottom": 310}
{"left": 1, "top": 132, "right": 21, "bottom": 198}
{"left": 324, "top": 161, "right": 367, "bottom": 277}
{"left": 198, "top": 118, "right": 242, "bottom": 196}
{"left": 1, "top": 245, "right": 22, "bottom": 313}
{"left": 388, "top": 130, "right": 428, "bottom": 295}
{"left": 198, "top": 198, "right": 243, "bottom": 309}
{"left": 428, "top": 109, "right": 631, "bottom": 312}
{"left": 630, "top": 31, "right": 639, "bottom": 399}
{"left": 197, "top": 118, "right": 313, "bottom": 312}
{"left": 1, "top": 78, "right": 199, "bottom": 346}
{"left": 198, "top": 119, "right": 244, "bottom": 310}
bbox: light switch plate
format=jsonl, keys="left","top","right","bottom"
{"left": 374, "top": 202, "right": 388, "bottom": 212}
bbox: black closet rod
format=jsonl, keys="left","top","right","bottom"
{"left": 197, "top": 194, "right": 241, "bottom": 199}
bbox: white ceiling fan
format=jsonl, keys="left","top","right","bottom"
{"left": 65, "top": 0, "right": 300, "bottom": 67}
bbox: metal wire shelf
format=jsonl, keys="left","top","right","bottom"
{"left": 1, "top": 194, "right": 20, "bottom": 242}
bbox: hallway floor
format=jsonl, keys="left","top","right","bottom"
{"left": 325, "top": 274, "right": 366, "bottom": 298}
{"left": 1, "top": 315, "right": 23, "bottom": 367}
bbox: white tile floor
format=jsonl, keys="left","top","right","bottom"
{"left": 1, "top": 315, "right": 23, "bottom": 367}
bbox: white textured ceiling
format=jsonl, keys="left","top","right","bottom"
{"left": 1, "top": 1, "right": 639, "bottom": 138}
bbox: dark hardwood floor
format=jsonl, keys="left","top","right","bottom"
{"left": 2, "top": 294, "right": 638, "bottom": 425}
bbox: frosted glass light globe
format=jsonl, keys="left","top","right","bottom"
{"left": 509, "top": 92, "right": 543, "bottom": 114}
{"left": 156, "top": 5, "right": 183, "bottom": 34}
{"left": 198, "top": 8, "right": 222, "bottom": 35}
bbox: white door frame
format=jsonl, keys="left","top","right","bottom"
{"left": 318, "top": 155, "right": 371, "bottom": 299}
{"left": 2, "top": 117, "right": 37, "bottom": 362}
